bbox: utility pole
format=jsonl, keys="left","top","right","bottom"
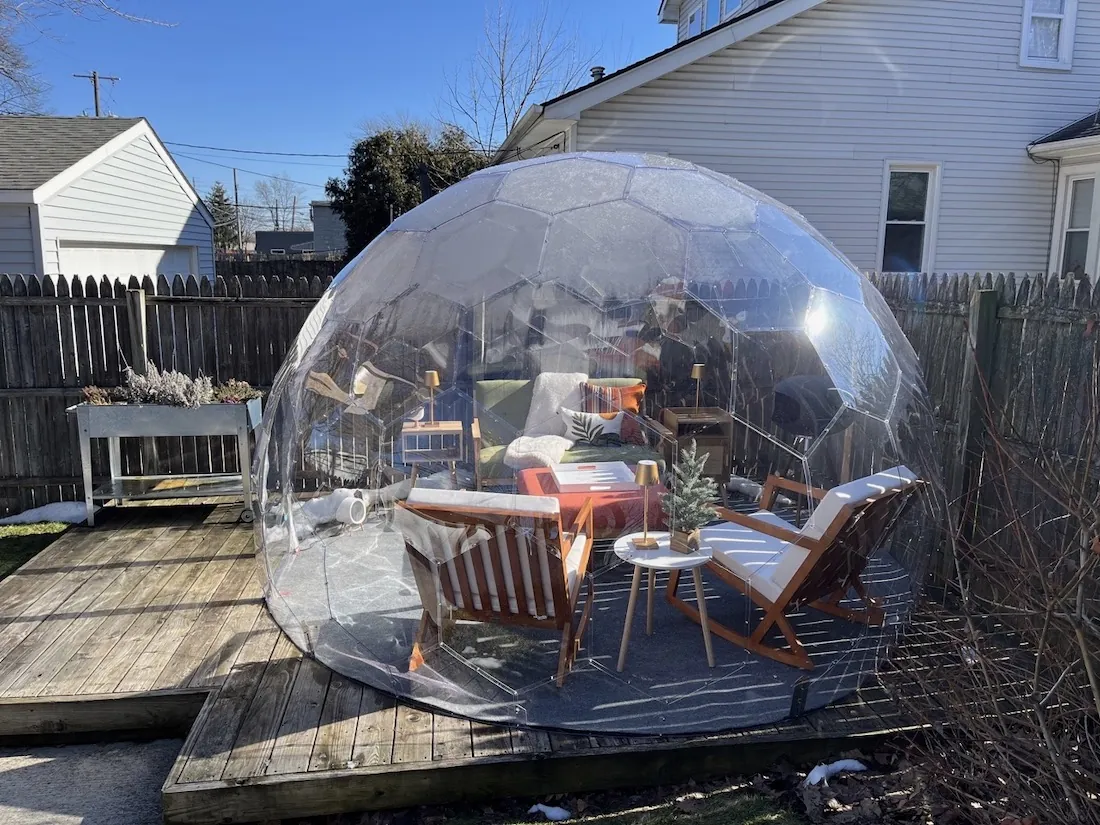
{"left": 73, "top": 71, "right": 119, "bottom": 117}
{"left": 232, "top": 168, "right": 243, "bottom": 255}
{"left": 291, "top": 196, "right": 297, "bottom": 231}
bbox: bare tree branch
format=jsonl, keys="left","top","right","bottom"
{"left": 441, "top": 0, "right": 595, "bottom": 156}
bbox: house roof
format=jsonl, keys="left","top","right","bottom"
{"left": 494, "top": 0, "right": 827, "bottom": 161}
{"left": 542, "top": 0, "right": 792, "bottom": 110}
{"left": 1032, "top": 110, "right": 1100, "bottom": 146}
{"left": 0, "top": 116, "right": 143, "bottom": 190}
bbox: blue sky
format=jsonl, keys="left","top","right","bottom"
{"left": 25, "top": 1, "right": 671, "bottom": 201}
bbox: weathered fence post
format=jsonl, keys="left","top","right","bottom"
{"left": 950, "top": 288, "right": 1000, "bottom": 578}
{"left": 126, "top": 288, "right": 148, "bottom": 374}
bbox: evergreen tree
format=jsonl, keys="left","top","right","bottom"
{"left": 205, "top": 182, "right": 239, "bottom": 251}
{"left": 325, "top": 124, "right": 486, "bottom": 256}
{"left": 661, "top": 440, "right": 719, "bottom": 533}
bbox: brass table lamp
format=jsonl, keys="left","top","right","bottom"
{"left": 632, "top": 460, "right": 660, "bottom": 549}
{"left": 691, "top": 363, "right": 705, "bottom": 411}
{"left": 423, "top": 370, "right": 440, "bottom": 425}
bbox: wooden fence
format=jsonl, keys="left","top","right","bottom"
{"left": 1, "top": 268, "right": 1098, "bottom": 526}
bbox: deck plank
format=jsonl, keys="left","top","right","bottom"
{"left": 470, "top": 722, "right": 513, "bottom": 757}
{"left": 349, "top": 688, "right": 397, "bottom": 769}
{"left": 151, "top": 536, "right": 259, "bottom": 691}
{"left": 221, "top": 636, "right": 303, "bottom": 781}
{"left": 510, "top": 726, "right": 552, "bottom": 754}
{"left": 78, "top": 522, "right": 238, "bottom": 695}
{"left": 174, "top": 626, "right": 284, "bottom": 784}
{"left": 307, "top": 674, "right": 362, "bottom": 772}
{"left": 0, "top": 517, "right": 139, "bottom": 665}
{"left": 186, "top": 574, "right": 266, "bottom": 689}
{"left": 264, "top": 656, "right": 330, "bottom": 776}
{"left": 114, "top": 528, "right": 247, "bottom": 693}
{"left": 432, "top": 713, "right": 473, "bottom": 761}
{"left": 391, "top": 703, "right": 433, "bottom": 764}
{"left": 0, "top": 520, "right": 179, "bottom": 696}
{"left": 39, "top": 524, "right": 215, "bottom": 697}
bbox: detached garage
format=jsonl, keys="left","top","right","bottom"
{"left": 0, "top": 116, "right": 215, "bottom": 280}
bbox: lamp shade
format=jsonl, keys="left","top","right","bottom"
{"left": 423, "top": 370, "right": 441, "bottom": 388}
{"left": 634, "top": 460, "right": 659, "bottom": 487}
{"left": 690, "top": 363, "right": 705, "bottom": 380}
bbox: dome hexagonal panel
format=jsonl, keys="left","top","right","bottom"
{"left": 255, "top": 152, "right": 944, "bottom": 735}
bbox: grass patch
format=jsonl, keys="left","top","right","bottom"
{"left": 0, "top": 522, "right": 68, "bottom": 580}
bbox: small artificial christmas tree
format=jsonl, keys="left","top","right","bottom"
{"left": 661, "top": 439, "right": 719, "bottom": 553}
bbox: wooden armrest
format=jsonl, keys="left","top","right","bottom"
{"left": 760, "top": 474, "right": 828, "bottom": 510}
{"left": 565, "top": 497, "right": 596, "bottom": 578}
{"left": 471, "top": 418, "right": 482, "bottom": 442}
{"left": 715, "top": 506, "right": 820, "bottom": 550}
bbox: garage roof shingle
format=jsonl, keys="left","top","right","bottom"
{"left": 0, "top": 116, "right": 143, "bottom": 191}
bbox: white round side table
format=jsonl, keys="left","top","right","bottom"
{"left": 613, "top": 531, "right": 715, "bottom": 672}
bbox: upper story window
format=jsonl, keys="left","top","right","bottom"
{"left": 687, "top": 9, "right": 702, "bottom": 37}
{"left": 705, "top": 0, "right": 721, "bottom": 30}
{"left": 1020, "top": 0, "right": 1078, "bottom": 70}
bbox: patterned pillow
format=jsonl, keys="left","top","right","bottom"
{"left": 559, "top": 407, "right": 624, "bottom": 446}
{"left": 582, "top": 382, "right": 648, "bottom": 445}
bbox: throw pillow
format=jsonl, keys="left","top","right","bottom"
{"left": 559, "top": 407, "right": 624, "bottom": 446}
{"left": 503, "top": 435, "right": 574, "bottom": 471}
{"left": 523, "top": 372, "right": 587, "bottom": 437}
{"left": 582, "top": 382, "right": 648, "bottom": 445}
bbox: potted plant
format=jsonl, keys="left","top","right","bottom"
{"left": 661, "top": 439, "right": 718, "bottom": 554}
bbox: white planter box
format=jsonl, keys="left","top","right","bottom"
{"left": 67, "top": 398, "right": 263, "bottom": 526}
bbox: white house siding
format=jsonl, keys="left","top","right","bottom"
{"left": 578, "top": 0, "right": 1100, "bottom": 272}
{"left": 0, "top": 205, "right": 35, "bottom": 274}
{"left": 37, "top": 135, "right": 214, "bottom": 278}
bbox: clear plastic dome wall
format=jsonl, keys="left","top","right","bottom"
{"left": 254, "top": 152, "right": 945, "bottom": 735}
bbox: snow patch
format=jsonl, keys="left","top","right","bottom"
{"left": 0, "top": 502, "right": 94, "bottom": 526}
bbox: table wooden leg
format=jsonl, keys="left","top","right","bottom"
{"left": 617, "top": 565, "right": 643, "bottom": 672}
{"left": 646, "top": 569, "right": 656, "bottom": 635}
{"left": 693, "top": 567, "right": 715, "bottom": 668}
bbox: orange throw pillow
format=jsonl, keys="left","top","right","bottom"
{"left": 582, "top": 383, "right": 648, "bottom": 445}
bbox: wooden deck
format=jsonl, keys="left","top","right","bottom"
{"left": 0, "top": 504, "right": 918, "bottom": 824}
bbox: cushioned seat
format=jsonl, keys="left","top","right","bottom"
{"left": 561, "top": 443, "right": 665, "bottom": 468}
{"left": 702, "top": 511, "right": 801, "bottom": 602}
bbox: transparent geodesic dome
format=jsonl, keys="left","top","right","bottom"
{"left": 254, "top": 152, "right": 945, "bottom": 735}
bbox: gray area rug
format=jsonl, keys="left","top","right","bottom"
{"left": 263, "top": 508, "right": 913, "bottom": 735}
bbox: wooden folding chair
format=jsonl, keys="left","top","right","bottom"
{"left": 667, "top": 465, "right": 922, "bottom": 670}
{"left": 397, "top": 488, "right": 595, "bottom": 687}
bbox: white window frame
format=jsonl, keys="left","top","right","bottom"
{"left": 876, "top": 162, "right": 941, "bottom": 273}
{"left": 1019, "top": 0, "right": 1078, "bottom": 71}
{"left": 687, "top": 9, "right": 702, "bottom": 37}
{"left": 1049, "top": 163, "right": 1100, "bottom": 275}
{"left": 705, "top": 0, "right": 722, "bottom": 30}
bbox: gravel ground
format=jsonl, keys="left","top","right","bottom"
{"left": 0, "top": 738, "right": 182, "bottom": 825}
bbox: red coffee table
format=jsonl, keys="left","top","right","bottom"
{"left": 516, "top": 465, "right": 668, "bottom": 540}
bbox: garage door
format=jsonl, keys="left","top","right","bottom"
{"left": 58, "top": 242, "right": 197, "bottom": 278}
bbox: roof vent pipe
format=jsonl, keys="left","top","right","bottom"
{"left": 590, "top": 66, "right": 606, "bottom": 81}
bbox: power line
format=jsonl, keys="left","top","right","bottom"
{"left": 73, "top": 71, "right": 119, "bottom": 117}
{"left": 166, "top": 141, "right": 345, "bottom": 158}
{"left": 173, "top": 152, "right": 327, "bottom": 189}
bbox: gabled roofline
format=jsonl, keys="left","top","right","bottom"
{"left": 30, "top": 119, "right": 215, "bottom": 227}
{"left": 500, "top": 0, "right": 829, "bottom": 153}
{"left": 657, "top": 0, "right": 681, "bottom": 24}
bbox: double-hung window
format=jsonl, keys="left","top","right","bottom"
{"left": 1060, "top": 176, "right": 1094, "bottom": 276}
{"left": 1020, "top": 0, "right": 1078, "bottom": 70}
{"left": 880, "top": 165, "right": 939, "bottom": 273}
{"left": 705, "top": 0, "right": 722, "bottom": 30}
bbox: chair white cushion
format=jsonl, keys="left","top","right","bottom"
{"left": 702, "top": 511, "right": 803, "bottom": 603}
{"left": 524, "top": 371, "right": 587, "bottom": 437}
{"left": 802, "top": 465, "right": 917, "bottom": 540}
{"left": 406, "top": 487, "right": 561, "bottom": 517}
{"left": 565, "top": 533, "right": 587, "bottom": 597}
